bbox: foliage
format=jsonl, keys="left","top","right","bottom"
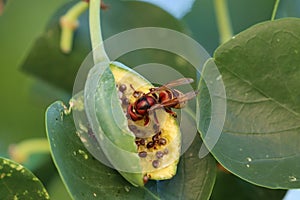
{"left": 198, "top": 18, "right": 300, "bottom": 189}
{"left": 1, "top": 0, "right": 300, "bottom": 199}
{"left": 0, "top": 157, "right": 49, "bottom": 199}
{"left": 46, "top": 102, "right": 215, "bottom": 199}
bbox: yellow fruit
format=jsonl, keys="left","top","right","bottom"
{"left": 110, "top": 62, "right": 181, "bottom": 185}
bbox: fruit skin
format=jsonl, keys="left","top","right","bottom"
{"left": 93, "top": 61, "right": 181, "bottom": 186}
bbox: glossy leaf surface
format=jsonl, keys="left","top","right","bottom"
{"left": 0, "top": 157, "right": 49, "bottom": 199}
{"left": 46, "top": 101, "right": 216, "bottom": 199}
{"left": 198, "top": 18, "right": 300, "bottom": 189}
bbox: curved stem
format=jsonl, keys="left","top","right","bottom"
{"left": 89, "top": 0, "right": 109, "bottom": 63}
{"left": 9, "top": 138, "right": 50, "bottom": 163}
{"left": 60, "top": 1, "right": 89, "bottom": 53}
{"left": 64, "top": 1, "right": 89, "bottom": 20}
{"left": 271, "top": 0, "right": 281, "bottom": 21}
{"left": 214, "top": 0, "right": 233, "bottom": 44}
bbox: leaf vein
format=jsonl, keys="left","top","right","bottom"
{"left": 220, "top": 65, "right": 300, "bottom": 117}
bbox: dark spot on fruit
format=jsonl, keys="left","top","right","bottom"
{"left": 119, "top": 84, "right": 127, "bottom": 92}
{"left": 122, "top": 98, "right": 129, "bottom": 105}
{"left": 156, "top": 151, "right": 164, "bottom": 159}
{"left": 163, "top": 148, "right": 169, "bottom": 155}
{"left": 128, "top": 125, "right": 137, "bottom": 131}
{"left": 143, "top": 175, "right": 149, "bottom": 184}
{"left": 159, "top": 138, "right": 167, "bottom": 145}
{"left": 152, "top": 133, "right": 160, "bottom": 142}
{"left": 152, "top": 160, "right": 160, "bottom": 168}
{"left": 138, "top": 151, "right": 147, "bottom": 158}
{"left": 147, "top": 141, "right": 154, "bottom": 148}
{"left": 139, "top": 139, "right": 145, "bottom": 145}
{"left": 135, "top": 137, "right": 145, "bottom": 146}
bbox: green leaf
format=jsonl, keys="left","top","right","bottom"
{"left": 198, "top": 18, "right": 300, "bottom": 189}
{"left": 46, "top": 101, "right": 216, "bottom": 199}
{"left": 211, "top": 171, "right": 286, "bottom": 200}
{"left": 21, "top": 0, "right": 191, "bottom": 92}
{"left": 0, "top": 157, "right": 49, "bottom": 199}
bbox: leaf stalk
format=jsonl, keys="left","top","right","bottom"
{"left": 59, "top": 1, "right": 89, "bottom": 53}
{"left": 9, "top": 138, "right": 50, "bottom": 163}
{"left": 271, "top": 0, "right": 281, "bottom": 21}
{"left": 89, "top": 0, "right": 109, "bottom": 64}
{"left": 213, "top": 0, "right": 233, "bottom": 44}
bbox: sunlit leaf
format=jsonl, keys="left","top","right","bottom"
{"left": 198, "top": 18, "right": 300, "bottom": 189}
{"left": 0, "top": 157, "right": 49, "bottom": 199}
{"left": 46, "top": 101, "right": 216, "bottom": 199}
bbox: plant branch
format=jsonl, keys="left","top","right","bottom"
{"left": 214, "top": 0, "right": 233, "bottom": 44}
{"left": 89, "top": 0, "right": 109, "bottom": 64}
{"left": 60, "top": 1, "right": 89, "bottom": 53}
{"left": 271, "top": 0, "right": 281, "bottom": 21}
{"left": 9, "top": 138, "right": 50, "bottom": 163}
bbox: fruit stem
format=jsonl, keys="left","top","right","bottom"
{"left": 60, "top": 1, "right": 89, "bottom": 53}
{"left": 9, "top": 138, "right": 50, "bottom": 163}
{"left": 271, "top": 0, "right": 281, "bottom": 21}
{"left": 89, "top": 0, "right": 109, "bottom": 64}
{"left": 213, "top": 0, "right": 233, "bottom": 44}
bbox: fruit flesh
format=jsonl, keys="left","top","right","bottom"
{"left": 110, "top": 62, "right": 181, "bottom": 182}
